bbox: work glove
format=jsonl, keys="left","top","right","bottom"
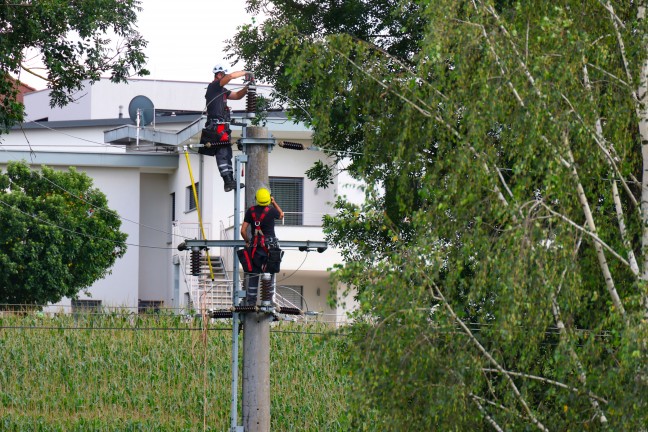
{"left": 244, "top": 71, "right": 255, "bottom": 82}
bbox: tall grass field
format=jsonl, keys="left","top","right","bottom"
{"left": 0, "top": 311, "right": 349, "bottom": 431}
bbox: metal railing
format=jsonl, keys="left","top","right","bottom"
{"left": 172, "top": 221, "right": 212, "bottom": 249}
{"left": 226, "top": 211, "right": 331, "bottom": 228}
{"left": 219, "top": 220, "right": 234, "bottom": 277}
{"left": 175, "top": 220, "right": 329, "bottom": 316}
{"left": 174, "top": 222, "right": 237, "bottom": 313}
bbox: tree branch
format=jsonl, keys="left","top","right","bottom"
{"left": 639, "top": 0, "right": 648, "bottom": 316}
{"left": 430, "top": 282, "right": 549, "bottom": 432}
{"left": 537, "top": 201, "right": 632, "bottom": 270}
{"left": 560, "top": 91, "right": 639, "bottom": 210}
{"left": 547, "top": 261, "right": 610, "bottom": 424}
{"left": 470, "top": 394, "right": 505, "bottom": 432}
{"left": 481, "top": 368, "right": 608, "bottom": 404}
{"left": 328, "top": 44, "right": 432, "bottom": 118}
{"left": 562, "top": 135, "right": 628, "bottom": 321}
{"left": 477, "top": 3, "right": 629, "bottom": 323}
{"left": 19, "top": 64, "right": 51, "bottom": 83}
{"left": 585, "top": 62, "right": 629, "bottom": 89}
{"left": 328, "top": 38, "right": 514, "bottom": 214}
{"left": 582, "top": 62, "right": 640, "bottom": 275}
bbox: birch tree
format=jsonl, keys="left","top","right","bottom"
{"left": 232, "top": 0, "right": 648, "bottom": 428}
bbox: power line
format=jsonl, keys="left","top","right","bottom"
{"left": 276, "top": 251, "right": 310, "bottom": 284}
{"left": 0, "top": 324, "right": 348, "bottom": 337}
{"left": 0, "top": 325, "right": 231, "bottom": 332}
{"left": 21, "top": 116, "right": 118, "bottom": 148}
{"left": 0, "top": 321, "right": 614, "bottom": 339}
{"left": 32, "top": 168, "right": 189, "bottom": 241}
{"left": 0, "top": 196, "right": 173, "bottom": 250}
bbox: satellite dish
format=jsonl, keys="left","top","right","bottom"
{"left": 128, "top": 95, "right": 155, "bottom": 126}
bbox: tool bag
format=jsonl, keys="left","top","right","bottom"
{"left": 198, "top": 122, "right": 231, "bottom": 156}
{"left": 265, "top": 246, "right": 284, "bottom": 273}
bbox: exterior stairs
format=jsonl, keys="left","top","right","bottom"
{"left": 184, "top": 250, "right": 303, "bottom": 319}
{"left": 187, "top": 255, "right": 233, "bottom": 313}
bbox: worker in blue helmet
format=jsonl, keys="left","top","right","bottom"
{"left": 202, "top": 64, "right": 255, "bottom": 192}
{"left": 240, "top": 188, "right": 284, "bottom": 304}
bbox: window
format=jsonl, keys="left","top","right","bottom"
{"left": 170, "top": 192, "right": 176, "bottom": 221}
{"left": 71, "top": 299, "right": 102, "bottom": 315}
{"left": 186, "top": 182, "right": 199, "bottom": 212}
{"left": 138, "top": 300, "right": 164, "bottom": 314}
{"left": 169, "top": 192, "right": 176, "bottom": 244}
{"left": 270, "top": 177, "right": 303, "bottom": 225}
{"left": 277, "top": 285, "right": 303, "bottom": 309}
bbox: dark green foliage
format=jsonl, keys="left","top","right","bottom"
{"left": 0, "top": 0, "right": 148, "bottom": 132}
{"left": 232, "top": 0, "right": 648, "bottom": 429}
{"left": 305, "top": 160, "right": 334, "bottom": 189}
{"left": 0, "top": 161, "right": 127, "bottom": 304}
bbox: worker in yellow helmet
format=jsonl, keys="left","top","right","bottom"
{"left": 240, "top": 188, "right": 284, "bottom": 304}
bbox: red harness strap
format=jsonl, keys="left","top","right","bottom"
{"left": 250, "top": 206, "right": 270, "bottom": 260}
{"left": 238, "top": 248, "right": 253, "bottom": 272}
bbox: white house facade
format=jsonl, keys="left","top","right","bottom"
{"left": 0, "top": 78, "right": 356, "bottom": 323}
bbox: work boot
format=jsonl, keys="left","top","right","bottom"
{"left": 223, "top": 174, "right": 244, "bottom": 192}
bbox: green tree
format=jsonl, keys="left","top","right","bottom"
{"left": 231, "top": 0, "right": 648, "bottom": 429}
{"left": 0, "top": 0, "right": 148, "bottom": 133}
{"left": 0, "top": 161, "right": 127, "bottom": 305}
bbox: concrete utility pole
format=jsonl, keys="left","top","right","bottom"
{"left": 177, "top": 99, "right": 327, "bottom": 432}
{"left": 242, "top": 125, "right": 272, "bottom": 431}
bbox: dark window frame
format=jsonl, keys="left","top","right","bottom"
{"left": 186, "top": 182, "right": 200, "bottom": 212}
{"left": 171, "top": 192, "right": 176, "bottom": 221}
{"left": 71, "top": 299, "right": 102, "bottom": 315}
{"left": 270, "top": 177, "right": 303, "bottom": 226}
{"left": 138, "top": 300, "right": 164, "bottom": 314}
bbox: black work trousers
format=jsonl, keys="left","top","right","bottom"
{"left": 215, "top": 145, "right": 233, "bottom": 177}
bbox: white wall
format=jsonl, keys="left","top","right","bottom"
{"left": 23, "top": 88, "right": 91, "bottom": 122}
{"left": 0, "top": 162, "right": 142, "bottom": 311}
{"left": 269, "top": 146, "right": 337, "bottom": 222}
{"left": 138, "top": 173, "right": 173, "bottom": 304}
{"left": 44, "top": 167, "right": 142, "bottom": 310}
{"left": 275, "top": 273, "right": 334, "bottom": 315}
{"left": 1, "top": 126, "right": 127, "bottom": 154}
{"left": 334, "top": 283, "right": 358, "bottom": 324}
{"left": 23, "top": 78, "right": 264, "bottom": 122}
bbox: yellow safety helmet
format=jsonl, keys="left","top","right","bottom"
{"left": 256, "top": 188, "right": 271, "bottom": 206}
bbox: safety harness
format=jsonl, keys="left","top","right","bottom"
{"left": 238, "top": 206, "right": 270, "bottom": 273}
{"left": 250, "top": 206, "right": 270, "bottom": 259}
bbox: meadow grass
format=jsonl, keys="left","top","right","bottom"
{"left": 0, "top": 312, "right": 349, "bottom": 431}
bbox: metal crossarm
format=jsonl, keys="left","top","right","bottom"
{"left": 178, "top": 239, "right": 327, "bottom": 252}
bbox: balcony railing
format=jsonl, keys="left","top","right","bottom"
{"left": 172, "top": 221, "right": 212, "bottom": 250}
{"left": 226, "top": 211, "right": 331, "bottom": 229}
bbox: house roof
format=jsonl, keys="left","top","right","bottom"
{"left": 12, "top": 114, "right": 203, "bottom": 130}
{"left": 12, "top": 110, "right": 291, "bottom": 130}
{"left": 0, "top": 150, "right": 178, "bottom": 170}
{"left": 6, "top": 76, "right": 36, "bottom": 104}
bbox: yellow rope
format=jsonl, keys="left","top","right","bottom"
{"left": 184, "top": 150, "right": 215, "bottom": 281}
